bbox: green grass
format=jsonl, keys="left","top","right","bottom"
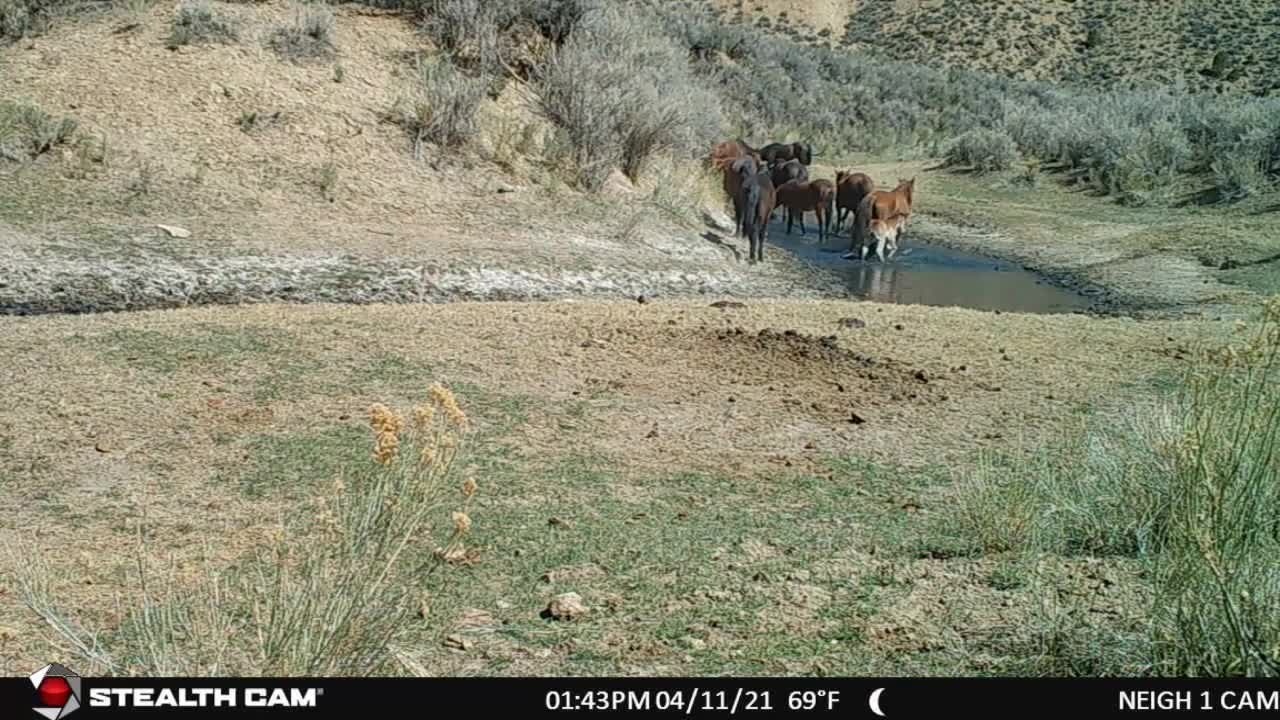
{"left": 928, "top": 302, "right": 1280, "bottom": 675}
{"left": 96, "top": 325, "right": 282, "bottom": 373}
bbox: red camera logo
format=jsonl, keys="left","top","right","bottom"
{"left": 30, "top": 663, "right": 82, "bottom": 720}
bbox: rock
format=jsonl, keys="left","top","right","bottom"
{"left": 837, "top": 317, "right": 866, "bottom": 329}
{"left": 548, "top": 516, "right": 573, "bottom": 529}
{"left": 443, "top": 634, "right": 473, "bottom": 651}
{"left": 709, "top": 300, "right": 746, "bottom": 309}
{"left": 495, "top": 183, "right": 517, "bottom": 194}
{"left": 848, "top": 411, "right": 866, "bottom": 425}
{"left": 636, "top": 294, "right": 648, "bottom": 304}
{"left": 155, "top": 224, "right": 191, "bottom": 239}
{"left": 94, "top": 441, "right": 112, "bottom": 454}
{"left": 894, "top": 323, "right": 904, "bottom": 330}
{"left": 914, "top": 369, "right": 928, "bottom": 383}
{"left": 681, "top": 636, "right": 707, "bottom": 651}
{"left": 543, "top": 592, "right": 588, "bottom": 621}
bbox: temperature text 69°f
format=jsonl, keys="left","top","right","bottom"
{"left": 788, "top": 690, "right": 842, "bottom": 712}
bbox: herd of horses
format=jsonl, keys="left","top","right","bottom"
{"left": 707, "top": 139, "right": 916, "bottom": 265}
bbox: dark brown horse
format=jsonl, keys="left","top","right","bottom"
{"left": 834, "top": 171, "right": 874, "bottom": 232}
{"left": 759, "top": 141, "right": 813, "bottom": 166}
{"left": 769, "top": 159, "right": 809, "bottom": 221}
{"left": 769, "top": 158, "right": 809, "bottom": 188}
{"left": 845, "top": 177, "right": 915, "bottom": 262}
{"left": 775, "top": 178, "right": 836, "bottom": 244}
{"left": 740, "top": 168, "right": 776, "bottom": 265}
{"left": 722, "top": 156, "right": 758, "bottom": 236}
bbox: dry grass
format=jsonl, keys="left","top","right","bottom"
{"left": 0, "top": 298, "right": 1220, "bottom": 673}
{"left": 6, "top": 381, "right": 479, "bottom": 675}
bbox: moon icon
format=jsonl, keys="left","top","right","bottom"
{"left": 869, "top": 687, "right": 886, "bottom": 717}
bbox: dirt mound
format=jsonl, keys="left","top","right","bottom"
{"left": 718, "top": 326, "right": 875, "bottom": 367}
{"left": 693, "top": 325, "right": 948, "bottom": 413}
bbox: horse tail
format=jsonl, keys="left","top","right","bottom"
{"left": 854, "top": 192, "right": 875, "bottom": 251}
{"left": 742, "top": 180, "right": 761, "bottom": 241}
{"left": 825, "top": 187, "right": 836, "bottom": 238}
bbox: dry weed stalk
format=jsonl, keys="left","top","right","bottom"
{"left": 4, "top": 382, "right": 481, "bottom": 676}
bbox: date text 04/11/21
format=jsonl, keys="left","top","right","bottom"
{"left": 543, "top": 689, "right": 842, "bottom": 713}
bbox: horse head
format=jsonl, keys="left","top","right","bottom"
{"left": 796, "top": 142, "right": 813, "bottom": 166}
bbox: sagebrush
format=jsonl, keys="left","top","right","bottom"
{"left": 931, "top": 297, "right": 1280, "bottom": 676}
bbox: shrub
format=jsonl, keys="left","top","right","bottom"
{"left": 0, "top": 101, "right": 77, "bottom": 161}
{"left": 534, "top": 3, "right": 723, "bottom": 189}
{"left": 1150, "top": 303, "right": 1280, "bottom": 676}
{"left": 1105, "top": 120, "right": 1194, "bottom": 205}
{"left": 167, "top": 0, "right": 239, "bottom": 49}
{"left": 394, "top": 57, "right": 487, "bottom": 155}
{"left": 0, "top": 0, "right": 67, "bottom": 41}
{"left": 934, "top": 298, "right": 1280, "bottom": 676}
{"left": 419, "top": 0, "right": 504, "bottom": 75}
{"left": 943, "top": 127, "right": 1019, "bottom": 172}
{"left": 7, "top": 383, "right": 481, "bottom": 675}
{"left": 268, "top": 2, "right": 335, "bottom": 62}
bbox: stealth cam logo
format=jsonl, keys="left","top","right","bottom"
{"left": 30, "top": 664, "right": 82, "bottom": 720}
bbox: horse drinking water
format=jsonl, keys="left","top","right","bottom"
{"left": 844, "top": 177, "right": 915, "bottom": 263}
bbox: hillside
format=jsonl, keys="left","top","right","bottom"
{"left": 0, "top": 1, "right": 840, "bottom": 313}
{"left": 708, "top": 0, "right": 1280, "bottom": 97}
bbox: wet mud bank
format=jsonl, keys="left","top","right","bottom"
{"left": 0, "top": 246, "right": 849, "bottom": 316}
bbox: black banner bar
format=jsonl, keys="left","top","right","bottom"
{"left": 8, "top": 676, "right": 1280, "bottom": 719}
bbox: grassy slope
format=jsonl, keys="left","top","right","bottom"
{"left": 713, "top": 0, "right": 1280, "bottom": 97}
{"left": 0, "top": 299, "right": 1218, "bottom": 675}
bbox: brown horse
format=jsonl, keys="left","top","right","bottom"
{"left": 769, "top": 159, "right": 809, "bottom": 221}
{"left": 708, "top": 139, "right": 761, "bottom": 172}
{"left": 740, "top": 168, "right": 776, "bottom": 264}
{"left": 845, "top": 177, "right": 915, "bottom": 262}
{"left": 834, "top": 171, "right": 874, "bottom": 232}
{"left": 775, "top": 178, "right": 836, "bottom": 244}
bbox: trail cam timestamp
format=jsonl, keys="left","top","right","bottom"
{"left": 544, "top": 688, "right": 842, "bottom": 714}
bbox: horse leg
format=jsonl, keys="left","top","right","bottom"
{"left": 785, "top": 208, "right": 793, "bottom": 236}
{"left": 876, "top": 233, "right": 887, "bottom": 263}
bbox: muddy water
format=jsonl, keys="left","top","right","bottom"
{"left": 766, "top": 218, "right": 1097, "bottom": 315}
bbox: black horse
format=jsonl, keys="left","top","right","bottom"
{"left": 759, "top": 141, "right": 813, "bottom": 167}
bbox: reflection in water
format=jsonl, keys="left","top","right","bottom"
{"left": 854, "top": 262, "right": 900, "bottom": 303}
{"left": 765, "top": 219, "right": 1096, "bottom": 315}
